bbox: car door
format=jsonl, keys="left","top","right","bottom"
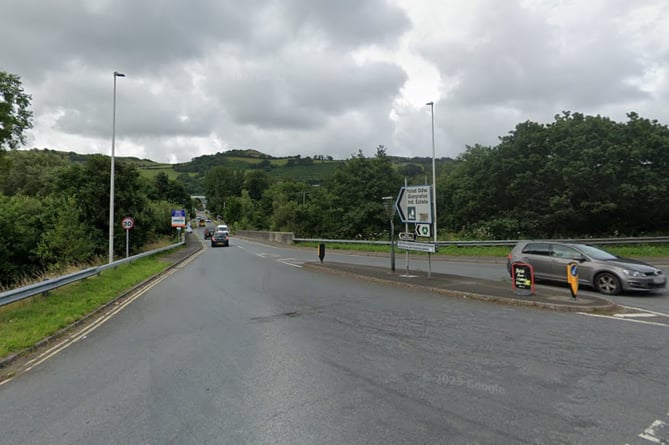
{"left": 549, "top": 244, "right": 581, "bottom": 283}
{"left": 549, "top": 244, "right": 594, "bottom": 286}
{"left": 519, "top": 242, "right": 553, "bottom": 280}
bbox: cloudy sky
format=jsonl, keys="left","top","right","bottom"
{"left": 2, "top": 0, "right": 668, "bottom": 163}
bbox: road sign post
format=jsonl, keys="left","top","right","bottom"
{"left": 121, "top": 216, "right": 134, "bottom": 258}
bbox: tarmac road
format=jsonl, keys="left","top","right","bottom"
{"left": 0, "top": 236, "right": 667, "bottom": 444}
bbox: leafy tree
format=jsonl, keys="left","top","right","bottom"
{"left": 0, "top": 195, "right": 44, "bottom": 285}
{"left": 1, "top": 149, "right": 68, "bottom": 196}
{"left": 35, "top": 196, "right": 96, "bottom": 272}
{"left": 244, "top": 170, "right": 271, "bottom": 200}
{"left": 399, "top": 163, "right": 424, "bottom": 178}
{"left": 325, "top": 147, "right": 403, "bottom": 238}
{"left": 55, "top": 155, "right": 150, "bottom": 257}
{"left": 0, "top": 72, "right": 33, "bottom": 150}
{"left": 443, "top": 111, "right": 669, "bottom": 238}
{"left": 238, "top": 190, "right": 259, "bottom": 229}
{"left": 148, "top": 171, "right": 192, "bottom": 212}
{"left": 204, "top": 166, "right": 244, "bottom": 216}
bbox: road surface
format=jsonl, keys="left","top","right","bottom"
{"left": 0, "top": 237, "right": 667, "bottom": 444}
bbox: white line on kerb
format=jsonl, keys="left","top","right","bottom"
{"left": 578, "top": 312, "right": 669, "bottom": 328}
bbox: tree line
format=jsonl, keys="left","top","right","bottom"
{"left": 3, "top": 71, "right": 668, "bottom": 285}
{"left": 206, "top": 112, "right": 669, "bottom": 241}
{"left": 0, "top": 150, "right": 193, "bottom": 287}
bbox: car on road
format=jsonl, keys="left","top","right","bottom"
{"left": 507, "top": 241, "right": 666, "bottom": 295}
{"left": 211, "top": 231, "right": 230, "bottom": 247}
{"left": 216, "top": 224, "right": 229, "bottom": 232}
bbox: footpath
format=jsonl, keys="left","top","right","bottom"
{"left": 303, "top": 261, "right": 616, "bottom": 313}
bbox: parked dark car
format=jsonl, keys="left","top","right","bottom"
{"left": 211, "top": 231, "right": 230, "bottom": 247}
{"left": 507, "top": 241, "right": 666, "bottom": 295}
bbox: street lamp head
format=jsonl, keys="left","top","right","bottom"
{"left": 114, "top": 71, "right": 125, "bottom": 77}
{"left": 426, "top": 101, "right": 434, "bottom": 106}
{"left": 381, "top": 196, "right": 393, "bottom": 201}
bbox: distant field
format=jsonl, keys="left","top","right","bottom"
{"left": 135, "top": 158, "right": 341, "bottom": 183}
{"left": 136, "top": 164, "right": 182, "bottom": 180}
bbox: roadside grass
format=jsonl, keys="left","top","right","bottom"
{"left": 295, "top": 242, "right": 669, "bottom": 258}
{"left": 0, "top": 254, "right": 173, "bottom": 359}
{"left": 296, "top": 242, "right": 510, "bottom": 257}
{"left": 601, "top": 244, "right": 669, "bottom": 258}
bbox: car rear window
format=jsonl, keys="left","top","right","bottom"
{"left": 521, "top": 243, "right": 551, "bottom": 256}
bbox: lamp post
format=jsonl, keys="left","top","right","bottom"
{"left": 382, "top": 196, "right": 396, "bottom": 272}
{"left": 109, "top": 71, "right": 125, "bottom": 264}
{"left": 426, "top": 101, "right": 437, "bottom": 244}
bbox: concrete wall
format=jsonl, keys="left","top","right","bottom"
{"left": 237, "top": 230, "right": 295, "bottom": 244}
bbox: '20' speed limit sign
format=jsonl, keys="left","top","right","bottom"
{"left": 121, "top": 216, "right": 135, "bottom": 230}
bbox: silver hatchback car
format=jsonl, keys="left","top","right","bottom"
{"left": 506, "top": 241, "right": 667, "bottom": 295}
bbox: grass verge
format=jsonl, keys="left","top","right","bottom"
{"left": 296, "top": 242, "right": 510, "bottom": 257}
{"left": 0, "top": 254, "right": 173, "bottom": 359}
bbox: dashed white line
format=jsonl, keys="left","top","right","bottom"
{"left": 255, "top": 252, "right": 280, "bottom": 259}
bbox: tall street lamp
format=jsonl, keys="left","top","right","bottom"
{"left": 109, "top": 71, "right": 125, "bottom": 264}
{"left": 426, "top": 101, "right": 437, "bottom": 244}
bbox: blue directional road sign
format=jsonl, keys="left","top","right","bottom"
{"left": 171, "top": 209, "right": 186, "bottom": 227}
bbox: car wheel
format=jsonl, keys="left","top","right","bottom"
{"left": 595, "top": 272, "right": 621, "bottom": 295}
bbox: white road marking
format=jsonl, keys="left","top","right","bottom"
{"left": 639, "top": 418, "right": 668, "bottom": 444}
{"left": 578, "top": 312, "right": 669, "bottom": 328}
{"left": 619, "top": 306, "right": 669, "bottom": 318}
{"left": 277, "top": 258, "right": 303, "bottom": 268}
{"left": 1, "top": 251, "right": 201, "bottom": 387}
{"left": 255, "top": 252, "right": 280, "bottom": 258}
{"left": 614, "top": 313, "right": 661, "bottom": 318}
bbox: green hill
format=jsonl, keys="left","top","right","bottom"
{"left": 12, "top": 148, "right": 453, "bottom": 195}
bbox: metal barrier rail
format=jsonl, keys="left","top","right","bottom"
{"left": 0, "top": 241, "right": 184, "bottom": 308}
{"left": 293, "top": 236, "right": 669, "bottom": 247}
{"left": 294, "top": 238, "right": 391, "bottom": 245}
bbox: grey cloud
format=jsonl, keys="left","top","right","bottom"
{"left": 279, "top": 0, "right": 410, "bottom": 48}
{"left": 0, "top": 0, "right": 257, "bottom": 81}
{"left": 207, "top": 50, "right": 407, "bottom": 130}
{"left": 2, "top": 0, "right": 411, "bottom": 162}
{"left": 422, "top": 1, "right": 650, "bottom": 111}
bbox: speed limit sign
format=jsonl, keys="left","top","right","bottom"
{"left": 121, "top": 216, "right": 135, "bottom": 230}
